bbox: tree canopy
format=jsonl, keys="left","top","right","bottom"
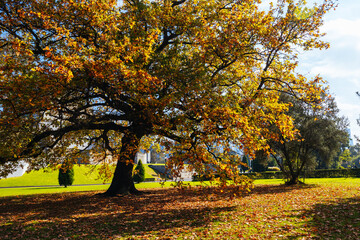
{"left": 0, "top": 0, "right": 336, "bottom": 195}
{"left": 268, "top": 93, "right": 349, "bottom": 184}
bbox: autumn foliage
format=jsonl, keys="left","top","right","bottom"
{"left": 0, "top": 0, "right": 336, "bottom": 194}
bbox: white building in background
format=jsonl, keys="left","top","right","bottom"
{"left": 135, "top": 151, "right": 151, "bottom": 164}
{"left": 346, "top": 128, "right": 354, "bottom": 146}
{"left": 2, "top": 162, "right": 29, "bottom": 179}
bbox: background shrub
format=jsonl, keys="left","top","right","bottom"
{"left": 58, "top": 163, "right": 75, "bottom": 187}
{"left": 133, "top": 160, "right": 145, "bottom": 183}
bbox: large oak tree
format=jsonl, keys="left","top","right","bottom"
{"left": 0, "top": 0, "right": 335, "bottom": 195}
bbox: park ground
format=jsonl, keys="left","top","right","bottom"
{"left": 0, "top": 178, "right": 359, "bottom": 239}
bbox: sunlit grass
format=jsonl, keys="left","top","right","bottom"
{"left": 0, "top": 165, "right": 110, "bottom": 187}
{"left": 0, "top": 180, "right": 206, "bottom": 197}
{"left": 1, "top": 177, "right": 359, "bottom": 197}
{"left": 0, "top": 164, "right": 160, "bottom": 187}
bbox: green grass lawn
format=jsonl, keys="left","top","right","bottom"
{"left": 143, "top": 164, "right": 161, "bottom": 180}
{"left": 0, "top": 164, "right": 160, "bottom": 187}
{"left": 1, "top": 164, "right": 359, "bottom": 198}
{"left": 0, "top": 165, "right": 110, "bottom": 187}
{"left": 0, "top": 164, "right": 164, "bottom": 197}
{"left": 1, "top": 176, "right": 359, "bottom": 197}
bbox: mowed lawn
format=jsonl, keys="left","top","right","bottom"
{"left": 0, "top": 179, "right": 359, "bottom": 239}
{"left": 0, "top": 164, "right": 162, "bottom": 197}
{"left": 0, "top": 164, "right": 159, "bottom": 188}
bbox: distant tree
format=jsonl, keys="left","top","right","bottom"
{"left": 58, "top": 162, "right": 74, "bottom": 188}
{"left": 349, "top": 144, "right": 360, "bottom": 168}
{"left": 338, "top": 149, "right": 352, "bottom": 168}
{"left": 240, "top": 155, "right": 249, "bottom": 172}
{"left": 268, "top": 94, "right": 349, "bottom": 184}
{"left": 321, "top": 130, "right": 351, "bottom": 169}
{"left": 252, "top": 151, "right": 268, "bottom": 172}
{"left": 349, "top": 144, "right": 360, "bottom": 157}
{"left": 354, "top": 158, "right": 360, "bottom": 168}
{"left": 133, "top": 160, "right": 145, "bottom": 183}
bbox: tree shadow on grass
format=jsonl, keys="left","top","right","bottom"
{"left": 301, "top": 196, "right": 360, "bottom": 240}
{"left": 0, "top": 184, "right": 321, "bottom": 239}
{"left": 0, "top": 188, "right": 238, "bottom": 239}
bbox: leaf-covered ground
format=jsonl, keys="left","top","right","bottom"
{"left": 0, "top": 183, "right": 359, "bottom": 239}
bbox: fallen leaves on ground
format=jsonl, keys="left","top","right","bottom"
{"left": 0, "top": 183, "right": 359, "bottom": 239}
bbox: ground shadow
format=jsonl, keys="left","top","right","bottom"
{"left": 301, "top": 196, "right": 360, "bottom": 240}
{"left": 0, "top": 188, "right": 238, "bottom": 239}
{"left": 0, "top": 184, "right": 320, "bottom": 239}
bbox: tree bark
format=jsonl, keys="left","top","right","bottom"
{"left": 104, "top": 132, "right": 141, "bottom": 196}
{"left": 286, "top": 173, "right": 301, "bottom": 185}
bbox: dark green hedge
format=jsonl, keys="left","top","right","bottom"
{"left": 302, "top": 168, "right": 360, "bottom": 178}
{"left": 248, "top": 168, "right": 360, "bottom": 179}
{"left": 192, "top": 168, "right": 360, "bottom": 181}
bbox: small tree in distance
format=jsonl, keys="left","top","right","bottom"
{"left": 58, "top": 162, "right": 75, "bottom": 188}
{"left": 133, "top": 160, "right": 145, "bottom": 183}
{"left": 338, "top": 149, "right": 352, "bottom": 168}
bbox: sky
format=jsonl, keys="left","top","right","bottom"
{"left": 297, "top": 0, "right": 360, "bottom": 143}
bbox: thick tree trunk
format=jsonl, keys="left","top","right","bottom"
{"left": 104, "top": 132, "right": 141, "bottom": 196}
{"left": 286, "top": 169, "right": 307, "bottom": 185}
{"left": 286, "top": 156, "right": 308, "bottom": 185}
{"left": 286, "top": 174, "right": 301, "bottom": 185}
{"left": 272, "top": 154, "right": 303, "bottom": 185}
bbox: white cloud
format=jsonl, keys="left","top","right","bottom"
{"left": 322, "top": 19, "right": 360, "bottom": 39}
{"left": 310, "top": 64, "right": 360, "bottom": 79}
{"left": 300, "top": 17, "right": 360, "bottom": 82}
{"left": 321, "top": 18, "right": 360, "bottom": 51}
{"left": 337, "top": 101, "right": 360, "bottom": 117}
{"left": 349, "top": 78, "right": 360, "bottom": 89}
